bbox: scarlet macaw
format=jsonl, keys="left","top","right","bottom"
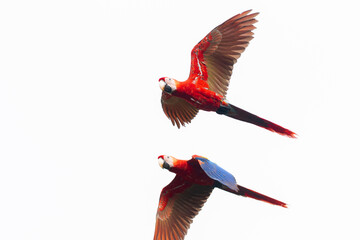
{"left": 154, "top": 155, "right": 287, "bottom": 240}
{"left": 159, "top": 10, "right": 296, "bottom": 138}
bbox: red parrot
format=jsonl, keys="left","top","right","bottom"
{"left": 154, "top": 155, "right": 287, "bottom": 240}
{"left": 159, "top": 10, "right": 296, "bottom": 138}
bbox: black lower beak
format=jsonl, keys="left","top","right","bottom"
{"left": 163, "top": 161, "right": 171, "bottom": 170}
{"left": 164, "top": 84, "right": 172, "bottom": 93}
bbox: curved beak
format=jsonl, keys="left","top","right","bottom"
{"left": 157, "top": 155, "right": 171, "bottom": 170}
{"left": 159, "top": 80, "right": 173, "bottom": 94}
{"left": 159, "top": 80, "right": 166, "bottom": 91}
{"left": 158, "top": 155, "right": 165, "bottom": 168}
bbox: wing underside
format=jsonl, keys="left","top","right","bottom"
{"left": 154, "top": 175, "right": 213, "bottom": 240}
{"left": 190, "top": 10, "right": 259, "bottom": 97}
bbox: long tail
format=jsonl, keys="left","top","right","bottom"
{"left": 225, "top": 104, "right": 296, "bottom": 138}
{"left": 218, "top": 183, "right": 287, "bottom": 208}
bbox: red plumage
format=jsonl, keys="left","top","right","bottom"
{"left": 154, "top": 155, "right": 287, "bottom": 240}
{"left": 159, "top": 10, "right": 296, "bottom": 138}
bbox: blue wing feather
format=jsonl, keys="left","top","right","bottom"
{"left": 195, "top": 156, "right": 238, "bottom": 191}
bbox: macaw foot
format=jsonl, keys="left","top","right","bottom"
{"left": 216, "top": 104, "right": 231, "bottom": 115}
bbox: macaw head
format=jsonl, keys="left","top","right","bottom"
{"left": 159, "top": 77, "right": 177, "bottom": 94}
{"left": 158, "top": 155, "right": 174, "bottom": 170}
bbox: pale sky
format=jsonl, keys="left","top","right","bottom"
{"left": 1, "top": 0, "right": 360, "bottom": 239}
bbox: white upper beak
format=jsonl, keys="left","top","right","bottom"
{"left": 158, "top": 156, "right": 164, "bottom": 168}
{"left": 159, "top": 80, "right": 166, "bottom": 91}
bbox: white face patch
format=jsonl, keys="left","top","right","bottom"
{"left": 164, "top": 78, "right": 176, "bottom": 92}
{"left": 164, "top": 155, "right": 174, "bottom": 168}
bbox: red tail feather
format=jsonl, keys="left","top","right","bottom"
{"left": 236, "top": 184, "right": 287, "bottom": 208}
{"left": 226, "top": 104, "right": 296, "bottom": 138}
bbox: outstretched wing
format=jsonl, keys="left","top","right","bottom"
{"left": 161, "top": 92, "right": 199, "bottom": 128}
{"left": 154, "top": 175, "right": 213, "bottom": 240}
{"left": 189, "top": 10, "right": 258, "bottom": 97}
{"left": 194, "top": 155, "right": 238, "bottom": 191}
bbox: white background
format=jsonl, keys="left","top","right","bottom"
{"left": 1, "top": 0, "right": 359, "bottom": 239}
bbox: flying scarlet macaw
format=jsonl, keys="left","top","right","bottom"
{"left": 158, "top": 10, "right": 296, "bottom": 138}
{"left": 154, "top": 155, "right": 287, "bottom": 240}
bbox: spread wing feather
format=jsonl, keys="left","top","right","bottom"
{"left": 190, "top": 10, "right": 258, "bottom": 97}
{"left": 154, "top": 175, "right": 213, "bottom": 240}
{"left": 161, "top": 92, "right": 199, "bottom": 128}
